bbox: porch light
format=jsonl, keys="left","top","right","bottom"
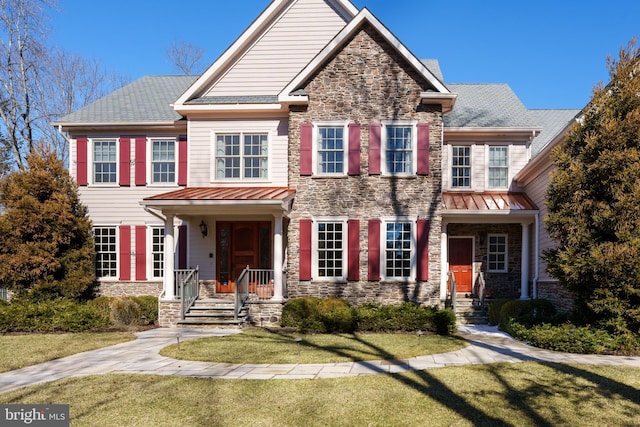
{"left": 199, "top": 220, "right": 208, "bottom": 238}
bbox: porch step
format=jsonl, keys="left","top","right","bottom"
{"left": 454, "top": 297, "right": 489, "bottom": 325}
{"left": 177, "top": 298, "right": 248, "bottom": 328}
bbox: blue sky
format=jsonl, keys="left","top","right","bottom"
{"left": 49, "top": 0, "right": 639, "bottom": 110}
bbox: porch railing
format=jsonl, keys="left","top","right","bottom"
{"left": 447, "top": 270, "right": 457, "bottom": 312}
{"left": 176, "top": 267, "right": 199, "bottom": 319}
{"left": 235, "top": 267, "right": 274, "bottom": 319}
{"left": 473, "top": 271, "right": 486, "bottom": 309}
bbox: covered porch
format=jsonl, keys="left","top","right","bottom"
{"left": 141, "top": 187, "right": 295, "bottom": 327}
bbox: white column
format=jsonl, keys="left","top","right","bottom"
{"left": 272, "top": 214, "right": 284, "bottom": 302}
{"left": 520, "top": 221, "right": 530, "bottom": 300}
{"left": 164, "top": 214, "right": 176, "bottom": 300}
{"left": 440, "top": 221, "right": 448, "bottom": 300}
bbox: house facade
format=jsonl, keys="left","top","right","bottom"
{"left": 54, "top": 0, "right": 578, "bottom": 327}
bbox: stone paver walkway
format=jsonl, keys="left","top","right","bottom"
{"left": 1, "top": 325, "right": 639, "bottom": 394}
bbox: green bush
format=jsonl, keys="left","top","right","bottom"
{"left": 317, "top": 298, "right": 355, "bottom": 332}
{"left": 488, "top": 299, "right": 512, "bottom": 326}
{"left": 130, "top": 296, "right": 159, "bottom": 324}
{"left": 499, "top": 299, "right": 558, "bottom": 334}
{"left": 353, "top": 303, "right": 455, "bottom": 335}
{"left": 281, "top": 297, "right": 325, "bottom": 333}
{"left": 509, "top": 322, "right": 622, "bottom": 354}
{"left": 433, "top": 308, "right": 457, "bottom": 335}
{"left": 87, "top": 296, "right": 113, "bottom": 318}
{"left": 109, "top": 297, "right": 143, "bottom": 327}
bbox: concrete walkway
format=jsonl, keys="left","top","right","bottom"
{"left": 1, "top": 325, "right": 639, "bottom": 394}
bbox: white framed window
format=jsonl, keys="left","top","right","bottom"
{"left": 382, "top": 122, "right": 416, "bottom": 175}
{"left": 313, "top": 123, "right": 347, "bottom": 176}
{"left": 151, "top": 227, "right": 164, "bottom": 278}
{"left": 93, "top": 227, "right": 117, "bottom": 278}
{"left": 313, "top": 218, "right": 347, "bottom": 280}
{"left": 488, "top": 146, "right": 508, "bottom": 189}
{"left": 451, "top": 145, "right": 471, "bottom": 188}
{"left": 382, "top": 219, "right": 415, "bottom": 280}
{"left": 151, "top": 139, "right": 176, "bottom": 184}
{"left": 214, "top": 132, "right": 268, "bottom": 180}
{"left": 92, "top": 139, "right": 117, "bottom": 184}
{"left": 488, "top": 234, "right": 508, "bottom": 272}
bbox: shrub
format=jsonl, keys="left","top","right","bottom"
{"left": 87, "top": 296, "right": 113, "bottom": 318}
{"left": 510, "top": 322, "right": 621, "bottom": 354}
{"left": 317, "top": 298, "right": 355, "bottom": 332}
{"left": 499, "top": 299, "right": 558, "bottom": 334}
{"left": 353, "top": 303, "right": 455, "bottom": 335}
{"left": 130, "top": 296, "right": 159, "bottom": 324}
{"left": 488, "top": 299, "right": 512, "bottom": 326}
{"left": 281, "top": 297, "right": 325, "bottom": 333}
{"left": 432, "top": 308, "right": 457, "bottom": 335}
{"left": 109, "top": 297, "right": 143, "bottom": 327}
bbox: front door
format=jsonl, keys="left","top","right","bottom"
{"left": 216, "top": 222, "right": 271, "bottom": 293}
{"left": 449, "top": 237, "right": 473, "bottom": 293}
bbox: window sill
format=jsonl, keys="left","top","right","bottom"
{"left": 87, "top": 184, "right": 120, "bottom": 188}
{"left": 310, "top": 278, "right": 348, "bottom": 284}
{"left": 378, "top": 175, "right": 418, "bottom": 179}
{"left": 311, "top": 175, "right": 348, "bottom": 179}
{"left": 380, "top": 278, "right": 416, "bottom": 284}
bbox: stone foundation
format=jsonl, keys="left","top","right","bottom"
{"left": 537, "top": 280, "right": 574, "bottom": 314}
{"left": 247, "top": 301, "right": 285, "bottom": 327}
{"left": 159, "top": 299, "right": 181, "bottom": 327}
{"left": 97, "top": 281, "right": 162, "bottom": 297}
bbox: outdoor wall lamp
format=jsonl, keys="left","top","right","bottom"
{"left": 199, "top": 220, "right": 208, "bottom": 238}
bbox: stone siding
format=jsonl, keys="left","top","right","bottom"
{"left": 247, "top": 302, "right": 285, "bottom": 327}
{"left": 537, "top": 280, "right": 574, "bottom": 313}
{"left": 158, "top": 299, "right": 181, "bottom": 327}
{"left": 286, "top": 24, "right": 443, "bottom": 306}
{"left": 97, "top": 281, "right": 162, "bottom": 297}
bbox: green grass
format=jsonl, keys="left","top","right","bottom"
{"left": 160, "top": 328, "right": 467, "bottom": 364}
{"left": 0, "top": 332, "right": 135, "bottom": 372}
{"left": 1, "top": 363, "right": 638, "bottom": 426}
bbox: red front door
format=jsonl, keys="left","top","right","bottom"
{"left": 449, "top": 238, "right": 473, "bottom": 293}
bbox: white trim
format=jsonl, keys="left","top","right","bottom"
{"left": 148, "top": 226, "right": 165, "bottom": 280}
{"left": 312, "top": 217, "right": 348, "bottom": 282}
{"left": 380, "top": 121, "right": 417, "bottom": 176}
{"left": 312, "top": 121, "right": 349, "bottom": 177}
{"left": 486, "top": 145, "right": 509, "bottom": 190}
{"left": 148, "top": 137, "right": 178, "bottom": 186}
{"left": 89, "top": 138, "right": 119, "bottom": 187}
{"left": 210, "top": 130, "right": 271, "bottom": 183}
{"left": 487, "top": 233, "right": 508, "bottom": 273}
{"left": 380, "top": 217, "right": 417, "bottom": 281}
{"left": 93, "top": 225, "right": 120, "bottom": 280}
{"left": 449, "top": 144, "right": 472, "bottom": 190}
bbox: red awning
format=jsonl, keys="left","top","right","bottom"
{"left": 143, "top": 187, "right": 295, "bottom": 202}
{"left": 443, "top": 192, "right": 537, "bottom": 212}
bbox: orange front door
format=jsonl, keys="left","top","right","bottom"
{"left": 449, "top": 238, "right": 473, "bottom": 293}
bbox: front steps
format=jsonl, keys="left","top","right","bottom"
{"left": 177, "top": 297, "right": 247, "bottom": 328}
{"left": 453, "top": 294, "right": 489, "bottom": 325}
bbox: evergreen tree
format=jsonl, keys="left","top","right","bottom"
{"left": 545, "top": 40, "right": 640, "bottom": 336}
{"left": 0, "top": 148, "right": 95, "bottom": 300}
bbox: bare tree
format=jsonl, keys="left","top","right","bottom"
{"left": 166, "top": 40, "right": 205, "bottom": 75}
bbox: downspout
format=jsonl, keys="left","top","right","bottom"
{"left": 532, "top": 212, "right": 540, "bottom": 299}
{"left": 143, "top": 206, "right": 166, "bottom": 222}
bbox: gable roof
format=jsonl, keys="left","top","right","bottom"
{"left": 529, "top": 109, "right": 580, "bottom": 157}
{"left": 174, "top": 0, "right": 359, "bottom": 109}
{"left": 54, "top": 76, "right": 197, "bottom": 127}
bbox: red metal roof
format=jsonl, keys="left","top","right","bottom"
{"left": 143, "top": 187, "right": 296, "bottom": 202}
{"left": 443, "top": 192, "right": 537, "bottom": 211}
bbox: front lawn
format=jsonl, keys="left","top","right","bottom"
{"left": 0, "top": 332, "right": 135, "bottom": 372}
{"left": 1, "top": 363, "right": 638, "bottom": 426}
{"left": 160, "top": 328, "right": 466, "bottom": 364}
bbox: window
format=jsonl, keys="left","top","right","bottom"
{"left": 151, "top": 227, "right": 164, "bottom": 278}
{"left": 384, "top": 125, "right": 413, "bottom": 175}
{"left": 317, "top": 126, "right": 345, "bottom": 175}
{"left": 94, "top": 227, "right": 117, "bottom": 278}
{"left": 384, "top": 221, "right": 413, "bottom": 278}
{"left": 451, "top": 146, "right": 471, "bottom": 188}
{"left": 93, "top": 140, "right": 117, "bottom": 183}
{"left": 215, "top": 133, "right": 268, "bottom": 180}
{"left": 488, "top": 146, "right": 508, "bottom": 188}
{"left": 151, "top": 140, "right": 175, "bottom": 184}
{"left": 488, "top": 234, "right": 507, "bottom": 272}
{"left": 314, "top": 220, "right": 346, "bottom": 279}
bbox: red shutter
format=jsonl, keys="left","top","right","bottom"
{"left": 119, "top": 226, "right": 131, "bottom": 281}
{"left": 300, "top": 123, "right": 313, "bottom": 176}
{"left": 417, "top": 220, "right": 429, "bottom": 281}
{"left": 119, "top": 137, "right": 131, "bottom": 186}
{"left": 178, "top": 225, "right": 187, "bottom": 269}
{"left": 76, "top": 137, "right": 88, "bottom": 185}
{"left": 368, "top": 219, "right": 381, "bottom": 281}
{"left": 135, "top": 226, "right": 147, "bottom": 280}
{"left": 348, "top": 123, "right": 361, "bottom": 175}
{"left": 135, "top": 137, "right": 146, "bottom": 186}
{"left": 348, "top": 220, "right": 360, "bottom": 281}
{"left": 369, "top": 123, "right": 381, "bottom": 175}
{"left": 417, "top": 123, "right": 430, "bottom": 175}
{"left": 299, "top": 219, "right": 312, "bottom": 280}
{"left": 178, "top": 135, "right": 188, "bottom": 186}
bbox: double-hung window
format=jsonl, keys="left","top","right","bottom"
{"left": 384, "top": 221, "right": 413, "bottom": 279}
{"left": 451, "top": 146, "right": 471, "bottom": 188}
{"left": 317, "top": 126, "right": 345, "bottom": 175}
{"left": 151, "top": 140, "right": 176, "bottom": 184}
{"left": 314, "top": 220, "right": 346, "bottom": 280}
{"left": 151, "top": 227, "right": 164, "bottom": 278}
{"left": 93, "top": 140, "right": 117, "bottom": 184}
{"left": 93, "top": 227, "right": 117, "bottom": 278}
{"left": 384, "top": 125, "right": 414, "bottom": 175}
{"left": 488, "top": 146, "right": 508, "bottom": 189}
{"left": 488, "top": 234, "right": 508, "bottom": 272}
{"left": 215, "top": 133, "right": 268, "bottom": 180}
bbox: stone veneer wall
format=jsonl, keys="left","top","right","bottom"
{"left": 247, "top": 302, "right": 285, "bottom": 327}
{"left": 286, "top": 23, "right": 443, "bottom": 306}
{"left": 97, "top": 281, "right": 162, "bottom": 297}
{"left": 537, "top": 280, "right": 574, "bottom": 313}
{"left": 158, "top": 299, "right": 181, "bottom": 327}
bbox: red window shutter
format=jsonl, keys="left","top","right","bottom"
{"left": 368, "top": 123, "right": 381, "bottom": 175}
{"left": 348, "top": 220, "right": 360, "bottom": 281}
{"left": 119, "top": 226, "right": 131, "bottom": 281}
{"left": 76, "top": 137, "right": 88, "bottom": 185}
{"left": 368, "top": 219, "right": 381, "bottom": 281}
{"left": 119, "top": 137, "right": 131, "bottom": 186}
{"left": 299, "top": 219, "right": 312, "bottom": 280}
{"left": 178, "top": 225, "right": 187, "bottom": 269}
{"left": 417, "top": 219, "right": 429, "bottom": 281}
{"left": 300, "top": 123, "right": 313, "bottom": 176}
{"left": 135, "top": 226, "right": 147, "bottom": 280}
{"left": 417, "top": 123, "right": 430, "bottom": 175}
{"left": 178, "top": 135, "right": 188, "bottom": 186}
{"left": 135, "top": 137, "right": 146, "bottom": 186}
{"left": 348, "top": 123, "right": 361, "bottom": 175}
